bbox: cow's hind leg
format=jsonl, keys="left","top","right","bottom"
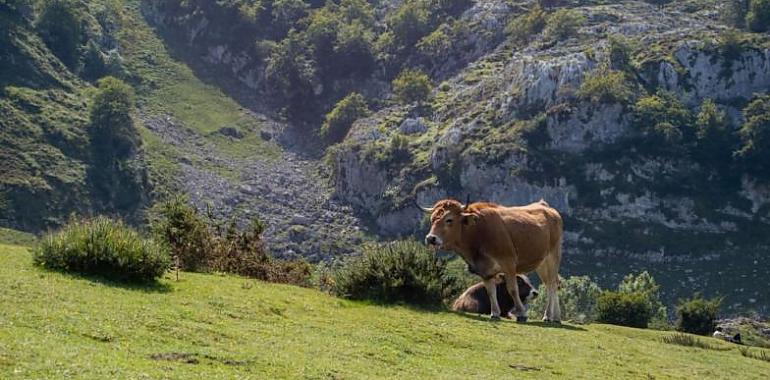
{"left": 483, "top": 277, "right": 502, "bottom": 320}
{"left": 536, "top": 248, "right": 562, "bottom": 323}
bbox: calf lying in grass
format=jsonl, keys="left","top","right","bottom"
{"left": 452, "top": 274, "right": 538, "bottom": 320}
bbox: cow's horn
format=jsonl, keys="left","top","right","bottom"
{"left": 414, "top": 198, "right": 434, "bottom": 213}
{"left": 462, "top": 194, "right": 471, "bottom": 210}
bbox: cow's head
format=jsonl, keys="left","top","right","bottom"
{"left": 417, "top": 197, "right": 478, "bottom": 251}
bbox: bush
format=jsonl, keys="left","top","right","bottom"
{"left": 506, "top": 4, "right": 546, "bottom": 44}
{"left": 388, "top": 1, "right": 432, "bottom": 48}
{"left": 632, "top": 91, "right": 693, "bottom": 145}
{"left": 608, "top": 35, "right": 635, "bottom": 70}
{"left": 717, "top": 29, "right": 745, "bottom": 61}
{"left": 36, "top": 0, "right": 81, "bottom": 68}
{"left": 544, "top": 9, "right": 584, "bottom": 41}
{"left": 392, "top": 68, "right": 432, "bottom": 105}
{"left": 619, "top": 271, "right": 668, "bottom": 328}
{"left": 150, "top": 197, "right": 312, "bottom": 286}
{"left": 528, "top": 275, "right": 602, "bottom": 323}
{"left": 676, "top": 294, "right": 722, "bottom": 335}
{"left": 33, "top": 217, "right": 170, "bottom": 282}
{"left": 331, "top": 241, "right": 459, "bottom": 307}
{"left": 748, "top": 0, "right": 770, "bottom": 32}
{"left": 597, "top": 291, "right": 652, "bottom": 328}
{"left": 737, "top": 94, "right": 770, "bottom": 175}
{"left": 207, "top": 220, "right": 313, "bottom": 287}
{"left": 90, "top": 76, "right": 139, "bottom": 159}
{"left": 320, "top": 92, "right": 369, "bottom": 142}
{"left": 724, "top": 0, "right": 750, "bottom": 29}
{"left": 149, "top": 195, "right": 210, "bottom": 272}
{"left": 695, "top": 99, "right": 734, "bottom": 164}
{"left": 576, "top": 66, "right": 633, "bottom": 104}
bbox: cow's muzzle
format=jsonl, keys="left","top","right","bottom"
{"left": 425, "top": 234, "right": 442, "bottom": 247}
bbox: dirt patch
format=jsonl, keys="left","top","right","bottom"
{"left": 150, "top": 353, "right": 199, "bottom": 364}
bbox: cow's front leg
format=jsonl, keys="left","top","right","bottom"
{"left": 482, "top": 277, "right": 501, "bottom": 320}
{"left": 503, "top": 273, "right": 528, "bottom": 323}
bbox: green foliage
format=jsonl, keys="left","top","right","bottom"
{"left": 695, "top": 99, "right": 734, "bottom": 163}
{"left": 717, "top": 29, "right": 745, "bottom": 60}
{"left": 676, "top": 294, "right": 722, "bottom": 335}
{"left": 632, "top": 91, "right": 693, "bottom": 145}
{"left": 387, "top": 1, "right": 432, "bottom": 48}
{"left": 506, "top": 4, "right": 547, "bottom": 44}
{"left": 597, "top": 291, "right": 653, "bottom": 328}
{"left": 723, "top": 0, "right": 750, "bottom": 29}
{"left": 90, "top": 76, "right": 139, "bottom": 160}
{"left": 331, "top": 240, "right": 460, "bottom": 307}
{"left": 81, "top": 41, "right": 109, "bottom": 82}
{"left": 644, "top": 0, "right": 673, "bottom": 5}
{"left": 528, "top": 275, "right": 603, "bottom": 323}
{"left": 662, "top": 333, "right": 722, "bottom": 350}
{"left": 150, "top": 195, "right": 210, "bottom": 272}
{"left": 392, "top": 68, "right": 432, "bottom": 105}
{"left": 0, "top": 0, "right": 31, "bottom": 19}
{"left": 271, "top": 0, "right": 308, "bottom": 36}
{"left": 35, "top": 0, "right": 82, "bottom": 68}
{"left": 321, "top": 92, "right": 369, "bottom": 142}
{"left": 387, "top": 133, "right": 412, "bottom": 162}
{"left": 748, "top": 0, "right": 770, "bottom": 32}
{"left": 608, "top": 35, "right": 635, "bottom": 70}
{"left": 150, "top": 196, "right": 311, "bottom": 286}
{"left": 576, "top": 66, "right": 633, "bottom": 104}
{"left": 619, "top": 271, "right": 668, "bottom": 328}
{"left": 737, "top": 95, "right": 770, "bottom": 175}
{"left": 544, "top": 8, "right": 585, "bottom": 41}
{"left": 33, "top": 216, "right": 170, "bottom": 282}
{"left": 265, "top": 31, "right": 318, "bottom": 110}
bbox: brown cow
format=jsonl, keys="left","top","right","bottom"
{"left": 452, "top": 274, "right": 539, "bottom": 318}
{"left": 419, "top": 198, "right": 563, "bottom": 322}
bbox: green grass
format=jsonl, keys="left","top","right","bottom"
{"left": 0, "top": 229, "right": 37, "bottom": 247}
{"left": 1, "top": 244, "right": 770, "bottom": 379}
{"left": 113, "top": 0, "right": 279, "bottom": 161}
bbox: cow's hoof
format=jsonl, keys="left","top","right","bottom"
{"left": 490, "top": 315, "right": 501, "bottom": 322}
{"left": 516, "top": 316, "right": 528, "bottom": 323}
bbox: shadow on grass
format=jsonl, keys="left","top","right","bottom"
{"left": 453, "top": 312, "right": 587, "bottom": 331}
{"left": 36, "top": 266, "right": 173, "bottom": 293}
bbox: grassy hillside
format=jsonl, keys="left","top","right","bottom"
{"left": 1, "top": 244, "right": 769, "bottom": 379}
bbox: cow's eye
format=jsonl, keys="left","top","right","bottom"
{"left": 445, "top": 218, "right": 453, "bottom": 225}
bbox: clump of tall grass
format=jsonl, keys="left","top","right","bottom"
{"left": 740, "top": 347, "right": 770, "bottom": 362}
{"left": 34, "top": 217, "right": 170, "bottom": 282}
{"left": 661, "top": 333, "right": 723, "bottom": 350}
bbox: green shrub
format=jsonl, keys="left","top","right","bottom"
{"left": 1, "top": 0, "right": 31, "bottom": 19}
{"left": 737, "top": 94, "right": 770, "bottom": 175}
{"left": 207, "top": 220, "right": 313, "bottom": 287}
{"left": 748, "top": 0, "right": 770, "bottom": 32}
{"left": 392, "top": 68, "right": 432, "bottom": 105}
{"left": 597, "top": 291, "right": 652, "bottom": 328}
{"left": 387, "top": 1, "right": 432, "bottom": 48}
{"left": 149, "top": 195, "right": 210, "bottom": 272}
{"left": 150, "top": 196, "right": 312, "bottom": 286}
{"left": 676, "top": 294, "right": 721, "bottom": 335}
{"left": 506, "top": 4, "right": 546, "bottom": 44}
{"left": 632, "top": 91, "right": 693, "bottom": 145}
{"left": 619, "top": 271, "right": 668, "bottom": 328}
{"left": 695, "top": 99, "right": 734, "bottom": 163}
{"left": 33, "top": 217, "right": 170, "bottom": 282}
{"left": 528, "top": 275, "right": 602, "bottom": 323}
{"left": 320, "top": 92, "right": 369, "bottom": 142}
{"left": 608, "top": 35, "right": 635, "bottom": 70}
{"left": 717, "top": 29, "right": 745, "bottom": 60}
{"left": 724, "top": 0, "right": 750, "bottom": 29}
{"left": 544, "top": 9, "right": 584, "bottom": 41}
{"left": 331, "top": 241, "right": 460, "bottom": 307}
{"left": 576, "top": 66, "right": 632, "bottom": 104}
{"left": 90, "top": 76, "right": 139, "bottom": 159}
{"left": 36, "top": 0, "right": 82, "bottom": 68}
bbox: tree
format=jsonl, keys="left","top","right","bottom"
{"left": 0, "top": 0, "right": 31, "bottom": 19}
{"left": 737, "top": 95, "right": 770, "bottom": 175}
{"left": 36, "top": 0, "right": 82, "bottom": 68}
{"left": 619, "top": 271, "right": 668, "bottom": 328}
{"left": 265, "top": 31, "right": 318, "bottom": 109}
{"left": 388, "top": 1, "right": 432, "bottom": 49}
{"left": 90, "top": 76, "right": 139, "bottom": 159}
{"left": 544, "top": 9, "right": 585, "bottom": 41}
{"left": 320, "top": 92, "right": 369, "bottom": 142}
{"left": 392, "top": 69, "right": 432, "bottom": 105}
{"left": 576, "top": 66, "right": 633, "bottom": 104}
{"left": 506, "top": 4, "right": 546, "bottom": 45}
{"left": 271, "top": 0, "right": 308, "bottom": 37}
{"left": 748, "top": 0, "right": 770, "bottom": 32}
{"left": 694, "top": 99, "right": 734, "bottom": 164}
{"left": 723, "top": 0, "right": 750, "bottom": 29}
{"left": 608, "top": 35, "right": 635, "bottom": 71}
{"left": 632, "top": 91, "right": 693, "bottom": 146}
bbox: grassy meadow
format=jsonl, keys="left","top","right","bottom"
{"left": 1, "top": 240, "right": 769, "bottom": 379}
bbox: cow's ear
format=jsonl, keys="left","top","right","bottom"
{"left": 461, "top": 213, "right": 478, "bottom": 226}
